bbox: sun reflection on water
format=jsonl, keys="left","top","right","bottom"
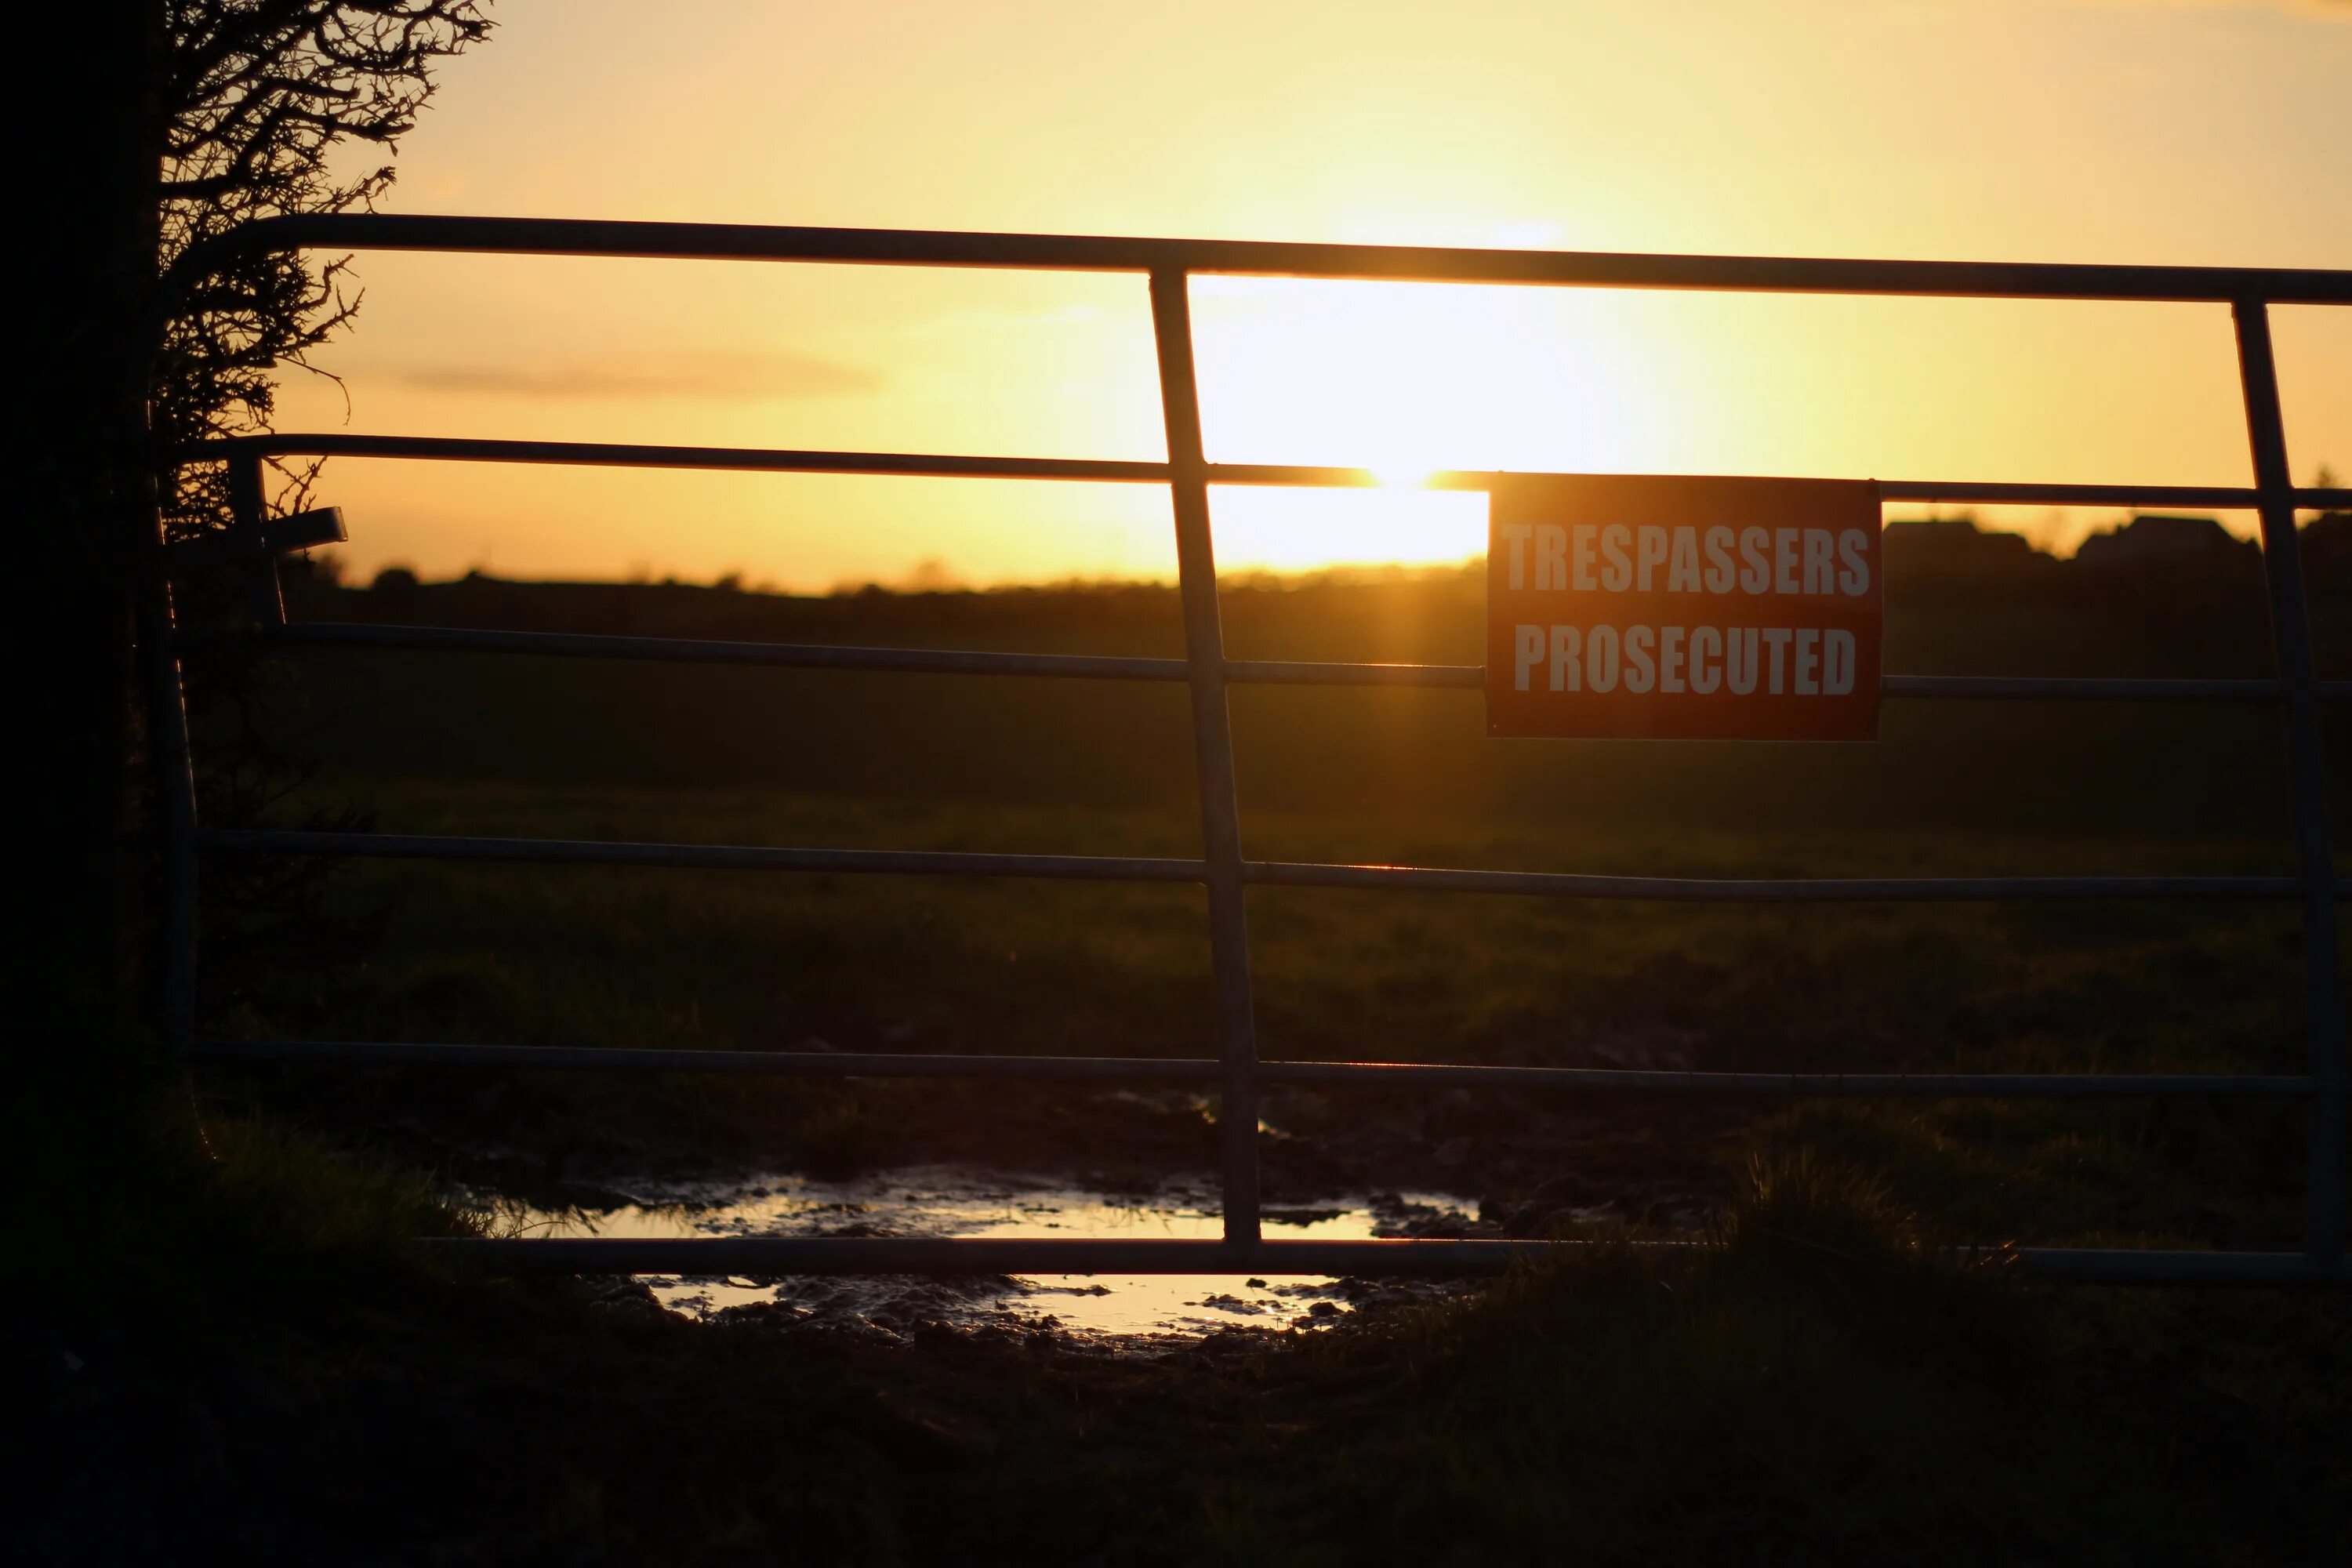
{"left": 474, "top": 1167, "right": 1479, "bottom": 1339}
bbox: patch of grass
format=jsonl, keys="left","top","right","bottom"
{"left": 102, "top": 568, "right": 2350, "bottom": 1558}
{"left": 1214, "top": 1152, "right": 2349, "bottom": 1566}
{"left": 10, "top": 1047, "right": 916, "bottom": 1565}
{"left": 21, "top": 1022, "right": 2346, "bottom": 1563}
{"left": 198, "top": 779, "right": 2321, "bottom": 1247}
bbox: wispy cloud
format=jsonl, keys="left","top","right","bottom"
{"left": 393, "top": 348, "right": 880, "bottom": 401}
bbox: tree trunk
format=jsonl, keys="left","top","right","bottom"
{"left": 17, "top": 1, "right": 169, "bottom": 1051}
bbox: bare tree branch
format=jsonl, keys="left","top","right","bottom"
{"left": 158, "top": 0, "right": 490, "bottom": 535}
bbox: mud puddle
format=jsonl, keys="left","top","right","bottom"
{"left": 468, "top": 1166, "right": 1490, "bottom": 1341}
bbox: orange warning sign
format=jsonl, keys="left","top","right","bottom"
{"left": 1485, "top": 474, "right": 1883, "bottom": 741}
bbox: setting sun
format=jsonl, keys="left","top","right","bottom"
{"left": 262, "top": 0, "right": 2350, "bottom": 589}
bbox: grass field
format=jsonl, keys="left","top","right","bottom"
{"left": 249, "top": 554, "right": 2339, "bottom": 839}
{"left": 33, "top": 557, "right": 2339, "bottom": 1563}
{"left": 192, "top": 560, "right": 2348, "bottom": 1251}
{"left": 27, "top": 1100, "right": 2349, "bottom": 1563}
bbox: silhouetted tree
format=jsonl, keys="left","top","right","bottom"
{"left": 158, "top": 2, "right": 490, "bottom": 523}
{"left": 21, "top": 2, "right": 488, "bottom": 1054}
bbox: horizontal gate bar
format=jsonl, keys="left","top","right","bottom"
{"left": 1225, "top": 658, "right": 1483, "bottom": 688}
{"left": 201, "top": 828, "right": 2318, "bottom": 902}
{"left": 180, "top": 433, "right": 2352, "bottom": 513}
{"left": 199, "top": 1039, "right": 1225, "bottom": 1081}
{"left": 1258, "top": 1058, "right": 2323, "bottom": 1099}
{"left": 269, "top": 621, "right": 1192, "bottom": 681}
{"left": 1242, "top": 859, "right": 2309, "bottom": 902}
{"left": 184, "top": 213, "right": 2352, "bottom": 303}
{"left": 187, "top": 432, "right": 1168, "bottom": 482}
{"left": 1878, "top": 480, "right": 2351, "bottom": 509}
{"left": 260, "top": 624, "right": 2340, "bottom": 706}
{"left": 1886, "top": 675, "right": 2303, "bottom": 702}
{"left": 1205, "top": 464, "right": 2347, "bottom": 510}
{"left": 192, "top": 1037, "right": 2324, "bottom": 1098}
{"left": 424, "top": 1236, "right": 1582, "bottom": 1276}
{"left": 1227, "top": 662, "right": 2314, "bottom": 702}
{"left": 419, "top": 1234, "right": 2352, "bottom": 1285}
{"left": 199, "top": 828, "right": 1206, "bottom": 883}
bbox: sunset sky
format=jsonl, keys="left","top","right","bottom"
{"left": 271, "top": 0, "right": 2352, "bottom": 589}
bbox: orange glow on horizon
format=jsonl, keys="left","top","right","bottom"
{"left": 267, "top": 0, "right": 2350, "bottom": 590}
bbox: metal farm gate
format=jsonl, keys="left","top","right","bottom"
{"left": 144, "top": 216, "right": 2352, "bottom": 1284}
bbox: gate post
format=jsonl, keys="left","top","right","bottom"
{"left": 1148, "top": 268, "right": 1262, "bottom": 1248}
{"left": 2232, "top": 296, "right": 2346, "bottom": 1265}
{"left": 136, "top": 468, "right": 203, "bottom": 1062}
{"left": 227, "top": 451, "right": 285, "bottom": 627}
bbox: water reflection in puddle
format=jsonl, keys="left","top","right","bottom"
{"left": 470, "top": 1167, "right": 1480, "bottom": 1338}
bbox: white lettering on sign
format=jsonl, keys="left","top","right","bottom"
{"left": 1515, "top": 524, "right": 1875, "bottom": 598}
{"left": 1486, "top": 475, "right": 1883, "bottom": 742}
{"left": 1513, "top": 626, "right": 1860, "bottom": 696}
